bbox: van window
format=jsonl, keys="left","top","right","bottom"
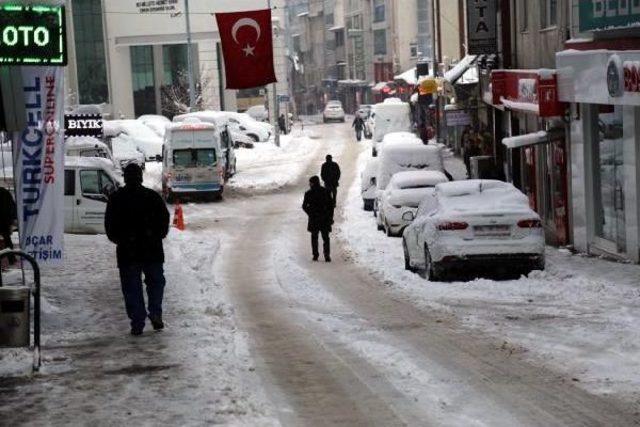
{"left": 173, "top": 148, "right": 217, "bottom": 167}
{"left": 80, "top": 170, "right": 116, "bottom": 196}
{"left": 64, "top": 170, "right": 75, "bottom": 196}
{"left": 80, "top": 148, "right": 108, "bottom": 159}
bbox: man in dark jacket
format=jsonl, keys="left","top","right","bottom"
{"left": 352, "top": 115, "right": 365, "bottom": 141}
{"left": 105, "top": 164, "right": 170, "bottom": 336}
{"left": 320, "top": 154, "right": 341, "bottom": 207}
{"left": 278, "top": 113, "right": 287, "bottom": 135}
{"left": 0, "top": 186, "right": 16, "bottom": 264}
{"left": 302, "top": 176, "right": 334, "bottom": 262}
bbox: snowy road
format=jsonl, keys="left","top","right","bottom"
{"left": 1, "top": 122, "right": 638, "bottom": 426}
{"left": 218, "top": 124, "right": 638, "bottom": 426}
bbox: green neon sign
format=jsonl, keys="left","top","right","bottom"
{"left": 0, "top": 4, "right": 67, "bottom": 65}
{"left": 579, "top": 0, "right": 640, "bottom": 32}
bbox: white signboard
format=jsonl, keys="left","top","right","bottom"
{"left": 13, "top": 66, "right": 65, "bottom": 265}
{"left": 467, "top": 0, "right": 497, "bottom": 55}
{"left": 136, "top": 0, "right": 178, "bottom": 13}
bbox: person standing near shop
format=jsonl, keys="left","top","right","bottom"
{"left": 321, "top": 154, "right": 341, "bottom": 207}
{"left": 0, "top": 185, "right": 16, "bottom": 264}
{"left": 105, "top": 164, "right": 170, "bottom": 336}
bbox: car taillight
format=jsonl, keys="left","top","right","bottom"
{"left": 437, "top": 221, "right": 468, "bottom": 231}
{"left": 518, "top": 219, "right": 542, "bottom": 228}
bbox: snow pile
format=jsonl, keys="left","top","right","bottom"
{"left": 392, "top": 170, "right": 449, "bottom": 189}
{"left": 106, "top": 120, "right": 163, "bottom": 159}
{"left": 227, "top": 129, "right": 320, "bottom": 193}
{"left": 436, "top": 180, "right": 532, "bottom": 215}
{"left": 143, "top": 161, "right": 163, "bottom": 192}
{"left": 339, "top": 148, "right": 640, "bottom": 405}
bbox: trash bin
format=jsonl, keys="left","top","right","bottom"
{"left": 0, "top": 286, "right": 30, "bottom": 347}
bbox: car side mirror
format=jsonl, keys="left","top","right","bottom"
{"left": 402, "top": 211, "right": 415, "bottom": 221}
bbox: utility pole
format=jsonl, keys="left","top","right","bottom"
{"left": 268, "top": 0, "right": 280, "bottom": 147}
{"left": 185, "top": 0, "right": 196, "bottom": 111}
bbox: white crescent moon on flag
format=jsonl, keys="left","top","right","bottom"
{"left": 231, "top": 18, "right": 261, "bottom": 45}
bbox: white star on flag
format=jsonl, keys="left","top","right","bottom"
{"left": 242, "top": 44, "right": 255, "bottom": 56}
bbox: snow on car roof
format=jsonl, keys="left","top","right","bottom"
{"left": 388, "top": 187, "right": 436, "bottom": 208}
{"left": 382, "top": 132, "right": 421, "bottom": 143}
{"left": 390, "top": 170, "right": 448, "bottom": 189}
{"left": 435, "top": 180, "right": 533, "bottom": 215}
{"left": 380, "top": 140, "right": 442, "bottom": 163}
{"left": 65, "top": 155, "right": 116, "bottom": 169}
{"left": 65, "top": 136, "right": 107, "bottom": 149}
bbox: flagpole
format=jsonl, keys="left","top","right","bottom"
{"left": 268, "top": 0, "right": 280, "bottom": 147}
{"left": 185, "top": 0, "right": 196, "bottom": 110}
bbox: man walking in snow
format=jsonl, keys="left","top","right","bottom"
{"left": 302, "top": 176, "right": 334, "bottom": 262}
{"left": 352, "top": 114, "right": 365, "bottom": 141}
{"left": 320, "top": 154, "right": 341, "bottom": 207}
{"left": 105, "top": 164, "right": 170, "bottom": 336}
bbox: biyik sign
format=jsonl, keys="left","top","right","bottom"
{"left": 64, "top": 114, "right": 103, "bottom": 138}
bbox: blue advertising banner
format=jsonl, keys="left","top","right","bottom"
{"left": 13, "top": 66, "right": 65, "bottom": 264}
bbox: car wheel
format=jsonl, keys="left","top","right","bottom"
{"left": 424, "top": 246, "right": 441, "bottom": 281}
{"left": 403, "top": 240, "right": 414, "bottom": 272}
{"left": 248, "top": 134, "right": 259, "bottom": 143}
{"left": 385, "top": 221, "right": 393, "bottom": 237}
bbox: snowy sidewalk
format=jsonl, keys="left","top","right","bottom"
{"left": 339, "top": 148, "right": 640, "bottom": 408}
{"left": 0, "top": 229, "right": 277, "bottom": 425}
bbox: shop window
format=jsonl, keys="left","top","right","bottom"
{"left": 373, "top": 0, "right": 385, "bottom": 22}
{"left": 540, "top": 0, "right": 557, "bottom": 29}
{"left": 374, "top": 29, "right": 387, "bottom": 55}
{"left": 130, "top": 46, "right": 156, "bottom": 117}
{"left": 72, "top": 0, "right": 109, "bottom": 104}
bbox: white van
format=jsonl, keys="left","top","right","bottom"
{"left": 162, "top": 119, "right": 225, "bottom": 202}
{"left": 65, "top": 136, "right": 120, "bottom": 172}
{"left": 371, "top": 101, "right": 412, "bottom": 156}
{"left": 64, "top": 156, "right": 122, "bottom": 234}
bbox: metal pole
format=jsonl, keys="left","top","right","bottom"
{"left": 269, "top": 0, "right": 280, "bottom": 147}
{"left": 185, "top": 0, "right": 196, "bottom": 111}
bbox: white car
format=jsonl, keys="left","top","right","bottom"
{"left": 402, "top": 180, "right": 545, "bottom": 281}
{"left": 245, "top": 105, "right": 269, "bottom": 122}
{"left": 109, "top": 137, "right": 147, "bottom": 170}
{"left": 361, "top": 157, "right": 379, "bottom": 211}
{"left": 377, "top": 170, "right": 449, "bottom": 237}
{"left": 371, "top": 101, "right": 412, "bottom": 156}
{"left": 323, "top": 100, "right": 346, "bottom": 123}
{"left": 220, "top": 112, "right": 272, "bottom": 142}
{"left": 104, "top": 120, "right": 163, "bottom": 162}
{"left": 137, "top": 114, "right": 171, "bottom": 138}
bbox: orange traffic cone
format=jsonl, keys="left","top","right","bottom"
{"left": 173, "top": 201, "right": 185, "bottom": 231}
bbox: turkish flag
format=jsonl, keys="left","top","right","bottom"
{"left": 215, "top": 9, "right": 277, "bottom": 89}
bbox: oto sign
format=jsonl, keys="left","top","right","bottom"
{"left": 0, "top": 4, "right": 67, "bottom": 65}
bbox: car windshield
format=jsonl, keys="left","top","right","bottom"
{"left": 173, "top": 148, "right": 217, "bottom": 167}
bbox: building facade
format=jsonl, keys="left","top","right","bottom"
{"left": 66, "top": 0, "right": 289, "bottom": 119}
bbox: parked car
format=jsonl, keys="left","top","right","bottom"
{"left": 109, "top": 137, "right": 147, "bottom": 171}
{"left": 137, "top": 114, "right": 171, "bottom": 138}
{"left": 103, "top": 120, "right": 163, "bottom": 162}
{"left": 162, "top": 119, "right": 226, "bottom": 202}
{"left": 402, "top": 180, "right": 545, "bottom": 281}
{"left": 211, "top": 111, "right": 271, "bottom": 142}
{"left": 361, "top": 157, "right": 380, "bottom": 211}
{"left": 65, "top": 136, "right": 120, "bottom": 172}
{"left": 323, "top": 100, "right": 346, "bottom": 123}
{"left": 64, "top": 156, "right": 122, "bottom": 234}
{"left": 377, "top": 170, "right": 449, "bottom": 237}
{"left": 373, "top": 139, "right": 446, "bottom": 221}
{"left": 245, "top": 105, "right": 269, "bottom": 122}
{"left": 371, "top": 101, "right": 412, "bottom": 156}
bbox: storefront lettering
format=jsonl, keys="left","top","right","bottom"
{"left": 136, "top": 0, "right": 178, "bottom": 14}
{"left": 592, "top": 0, "right": 640, "bottom": 18}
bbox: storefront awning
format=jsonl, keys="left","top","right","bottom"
{"left": 502, "top": 131, "right": 548, "bottom": 149}
{"left": 328, "top": 25, "right": 344, "bottom": 32}
{"left": 444, "top": 55, "right": 478, "bottom": 85}
{"left": 491, "top": 69, "right": 566, "bottom": 117}
{"left": 394, "top": 68, "right": 417, "bottom": 85}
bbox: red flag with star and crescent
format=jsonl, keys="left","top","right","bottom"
{"left": 215, "top": 9, "right": 277, "bottom": 89}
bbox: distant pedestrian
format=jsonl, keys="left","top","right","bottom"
{"left": 278, "top": 113, "right": 287, "bottom": 135}
{"left": 352, "top": 114, "right": 365, "bottom": 141}
{"left": 320, "top": 154, "right": 341, "bottom": 206}
{"left": 105, "top": 163, "right": 170, "bottom": 336}
{"left": 302, "top": 176, "right": 334, "bottom": 262}
{"left": 0, "top": 185, "right": 16, "bottom": 264}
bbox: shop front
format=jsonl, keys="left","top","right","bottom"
{"left": 492, "top": 69, "right": 570, "bottom": 246}
{"left": 557, "top": 49, "right": 640, "bottom": 261}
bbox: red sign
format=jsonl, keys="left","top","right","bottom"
{"left": 491, "top": 70, "right": 566, "bottom": 117}
{"left": 215, "top": 9, "right": 277, "bottom": 89}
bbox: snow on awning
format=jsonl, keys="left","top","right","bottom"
{"left": 328, "top": 25, "right": 344, "bottom": 31}
{"left": 502, "top": 131, "right": 547, "bottom": 149}
{"left": 500, "top": 97, "right": 540, "bottom": 115}
{"left": 444, "top": 55, "right": 478, "bottom": 84}
{"left": 297, "top": 11, "right": 309, "bottom": 18}
{"left": 395, "top": 68, "right": 417, "bottom": 85}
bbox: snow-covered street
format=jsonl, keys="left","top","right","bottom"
{"left": 1, "top": 122, "right": 639, "bottom": 425}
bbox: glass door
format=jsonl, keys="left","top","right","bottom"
{"left": 593, "top": 105, "right": 626, "bottom": 253}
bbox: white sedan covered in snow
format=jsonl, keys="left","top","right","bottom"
{"left": 104, "top": 120, "right": 164, "bottom": 162}
{"left": 402, "top": 180, "right": 545, "bottom": 281}
{"left": 377, "top": 170, "right": 449, "bottom": 236}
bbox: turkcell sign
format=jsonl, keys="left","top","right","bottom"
{"left": 579, "top": 0, "right": 640, "bottom": 32}
{"left": 0, "top": 4, "right": 67, "bottom": 65}
{"left": 13, "top": 67, "right": 65, "bottom": 265}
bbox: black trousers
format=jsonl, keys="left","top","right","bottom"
{"left": 325, "top": 185, "right": 338, "bottom": 207}
{"left": 356, "top": 129, "right": 362, "bottom": 141}
{"left": 311, "top": 229, "right": 330, "bottom": 258}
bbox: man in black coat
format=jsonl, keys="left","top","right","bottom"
{"left": 352, "top": 114, "right": 365, "bottom": 141}
{"left": 302, "top": 176, "right": 334, "bottom": 262}
{"left": 0, "top": 186, "right": 16, "bottom": 264}
{"left": 105, "top": 164, "right": 170, "bottom": 336}
{"left": 320, "top": 154, "right": 341, "bottom": 207}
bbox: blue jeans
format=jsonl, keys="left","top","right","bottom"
{"left": 119, "top": 262, "right": 166, "bottom": 330}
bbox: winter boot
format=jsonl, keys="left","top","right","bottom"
{"left": 149, "top": 315, "right": 164, "bottom": 331}
{"left": 130, "top": 327, "right": 144, "bottom": 336}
